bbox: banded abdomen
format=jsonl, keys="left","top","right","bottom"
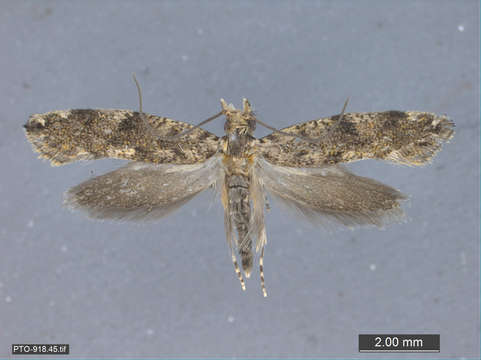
{"left": 225, "top": 173, "right": 253, "bottom": 277}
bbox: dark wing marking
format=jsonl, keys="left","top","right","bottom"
{"left": 256, "top": 158, "right": 406, "bottom": 228}
{"left": 258, "top": 111, "right": 454, "bottom": 167}
{"left": 64, "top": 155, "right": 221, "bottom": 221}
{"left": 24, "top": 109, "right": 219, "bottom": 166}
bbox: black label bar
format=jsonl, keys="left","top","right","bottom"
{"left": 12, "top": 344, "right": 69, "bottom": 355}
{"left": 359, "top": 334, "right": 439, "bottom": 352}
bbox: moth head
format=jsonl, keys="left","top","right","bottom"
{"left": 220, "top": 98, "right": 256, "bottom": 135}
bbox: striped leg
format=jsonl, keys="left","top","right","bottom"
{"left": 232, "top": 252, "right": 246, "bottom": 291}
{"left": 260, "top": 246, "right": 267, "bottom": 297}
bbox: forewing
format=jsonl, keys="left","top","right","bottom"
{"left": 24, "top": 109, "right": 219, "bottom": 166}
{"left": 256, "top": 158, "right": 406, "bottom": 228}
{"left": 258, "top": 111, "right": 454, "bottom": 167}
{"left": 64, "top": 155, "right": 221, "bottom": 221}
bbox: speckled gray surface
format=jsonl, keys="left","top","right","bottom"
{"left": 0, "top": 0, "right": 479, "bottom": 358}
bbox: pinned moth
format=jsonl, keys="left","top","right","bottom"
{"left": 24, "top": 82, "right": 454, "bottom": 297}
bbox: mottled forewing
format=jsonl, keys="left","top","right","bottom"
{"left": 64, "top": 155, "right": 221, "bottom": 221}
{"left": 258, "top": 111, "right": 454, "bottom": 167}
{"left": 25, "top": 109, "right": 219, "bottom": 166}
{"left": 256, "top": 158, "right": 406, "bottom": 228}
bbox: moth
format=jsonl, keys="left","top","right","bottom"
{"left": 24, "top": 90, "right": 454, "bottom": 296}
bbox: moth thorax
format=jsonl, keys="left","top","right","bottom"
{"left": 226, "top": 132, "right": 251, "bottom": 157}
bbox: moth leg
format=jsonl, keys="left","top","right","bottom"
{"left": 316, "top": 97, "right": 350, "bottom": 145}
{"left": 338, "top": 97, "right": 350, "bottom": 122}
{"left": 254, "top": 117, "right": 320, "bottom": 145}
{"left": 260, "top": 245, "right": 268, "bottom": 297}
{"left": 164, "top": 111, "right": 223, "bottom": 142}
{"left": 232, "top": 251, "right": 246, "bottom": 291}
{"left": 264, "top": 194, "right": 271, "bottom": 212}
{"left": 132, "top": 73, "right": 223, "bottom": 143}
{"left": 132, "top": 73, "right": 144, "bottom": 113}
{"left": 132, "top": 73, "right": 159, "bottom": 139}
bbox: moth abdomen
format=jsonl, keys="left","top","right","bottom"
{"left": 227, "top": 173, "right": 254, "bottom": 277}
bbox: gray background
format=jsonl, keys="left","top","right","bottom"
{"left": 0, "top": 0, "right": 478, "bottom": 358}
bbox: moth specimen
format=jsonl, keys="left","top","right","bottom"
{"left": 24, "top": 92, "right": 454, "bottom": 296}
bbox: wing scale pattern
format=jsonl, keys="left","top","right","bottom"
{"left": 25, "top": 109, "right": 219, "bottom": 166}
{"left": 259, "top": 111, "right": 454, "bottom": 167}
